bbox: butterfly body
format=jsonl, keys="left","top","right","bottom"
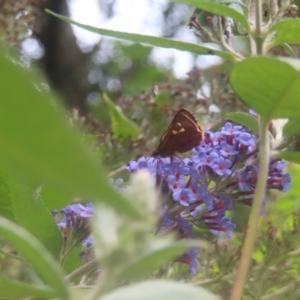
{"left": 152, "top": 108, "right": 204, "bottom": 157}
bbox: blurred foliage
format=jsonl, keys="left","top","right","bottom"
{"left": 0, "top": 0, "right": 45, "bottom": 46}
{"left": 0, "top": 0, "right": 252, "bottom": 174}
{"left": 1, "top": 0, "right": 300, "bottom": 299}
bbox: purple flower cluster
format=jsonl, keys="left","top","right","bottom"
{"left": 52, "top": 203, "right": 94, "bottom": 250}
{"left": 126, "top": 122, "right": 291, "bottom": 273}
{"left": 54, "top": 122, "right": 291, "bottom": 275}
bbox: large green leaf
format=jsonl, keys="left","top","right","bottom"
{"left": 8, "top": 178, "right": 62, "bottom": 258}
{"left": 62, "top": 246, "right": 83, "bottom": 275}
{"left": 230, "top": 57, "right": 300, "bottom": 120}
{"left": 101, "top": 280, "right": 220, "bottom": 300}
{"left": 172, "top": 0, "right": 250, "bottom": 31}
{"left": 0, "top": 218, "right": 69, "bottom": 300}
{"left": 226, "top": 112, "right": 258, "bottom": 133}
{"left": 275, "top": 151, "right": 300, "bottom": 165}
{"left": 283, "top": 118, "right": 300, "bottom": 137}
{"left": 104, "top": 94, "right": 139, "bottom": 142}
{"left": 0, "top": 52, "right": 139, "bottom": 218}
{"left": 0, "top": 278, "right": 56, "bottom": 299}
{"left": 117, "top": 239, "right": 207, "bottom": 282}
{"left": 0, "top": 173, "right": 13, "bottom": 220}
{"left": 46, "top": 10, "right": 238, "bottom": 62}
{"left": 268, "top": 19, "right": 300, "bottom": 49}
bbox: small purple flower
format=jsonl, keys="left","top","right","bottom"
{"left": 249, "top": 109, "right": 258, "bottom": 117}
{"left": 178, "top": 248, "right": 199, "bottom": 274}
{"left": 221, "top": 122, "right": 243, "bottom": 136}
{"left": 167, "top": 175, "right": 186, "bottom": 192}
{"left": 53, "top": 203, "right": 94, "bottom": 250}
{"left": 57, "top": 218, "right": 67, "bottom": 229}
{"left": 126, "top": 156, "right": 148, "bottom": 172}
{"left": 269, "top": 159, "right": 287, "bottom": 172}
{"left": 126, "top": 160, "right": 138, "bottom": 172}
{"left": 218, "top": 196, "right": 233, "bottom": 211}
{"left": 201, "top": 188, "right": 215, "bottom": 210}
{"left": 210, "top": 131, "right": 224, "bottom": 146}
{"left": 190, "top": 205, "right": 203, "bottom": 217}
{"left": 281, "top": 173, "right": 291, "bottom": 192}
{"left": 239, "top": 132, "right": 256, "bottom": 147}
{"left": 211, "top": 157, "right": 232, "bottom": 176}
{"left": 201, "top": 151, "right": 219, "bottom": 166}
{"left": 268, "top": 173, "right": 291, "bottom": 192}
{"left": 82, "top": 235, "right": 94, "bottom": 248}
{"left": 194, "top": 142, "right": 213, "bottom": 154}
{"left": 177, "top": 215, "right": 194, "bottom": 237}
{"left": 235, "top": 171, "right": 252, "bottom": 191}
{"left": 67, "top": 203, "right": 94, "bottom": 218}
{"left": 109, "top": 178, "right": 128, "bottom": 192}
{"left": 219, "top": 141, "right": 239, "bottom": 157}
{"left": 210, "top": 218, "right": 236, "bottom": 238}
{"left": 173, "top": 188, "right": 196, "bottom": 206}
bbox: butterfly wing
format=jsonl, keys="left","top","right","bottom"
{"left": 152, "top": 108, "right": 204, "bottom": 157}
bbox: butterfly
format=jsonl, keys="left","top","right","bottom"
{"left": 152, "top": 108, "right": 204, "bottom": 158}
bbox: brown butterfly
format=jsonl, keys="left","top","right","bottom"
{"left": 152, "top": 108, "right": 204, "bottom": 157}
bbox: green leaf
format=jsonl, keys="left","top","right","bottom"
{"left": 103, "top": 94, "right": 139, "bottom": 142}
{"left": 40, "top": 185, "right": 73, "bottom": 211}
{"left": 194, "top": 0, "right": 246, "bottom": 8}
{"left": 226, "top": 112, "right": 258, "bottom": 133}
{"left": 117, "top": 239, "right": 207, "bottom": 282}
{"left": 283, "top": 118, "right": 300, "bottom": 137}
{"left": 46, "top": 10, "right": 238, "bottom": 62}
{"left": 8, "top": 178, "right": 62, "bottom": 258}
{"left": 0, "top": 51, "right": 139, "bottom": 218}
{"left": 171, "top": 0, "right": 250, "bottom": 31}
{"left": 0, "top": 278, "right": 56, "bottom": 299}
{"left": 268, "top": 19, "right": 300, "bottom": 49}
{"left": 0, "top": 173, "right": 14, "bottom": 220}
{"left": 275, "top": 151, "right": 300, "bottom": 164}
{"left": 62, "top": 246, "right": 83, "bottom": 275}
{"left": 281, "top": 43, "right": 297, "bottom": 58}
{"left": 101, "top": 280, "right": 220, "bottom": 300}
{"left": 230, "top": 57, "right": 300, "bottom": 120}
{"left": 0, "top": 217, "right": 69, "bottom": 300}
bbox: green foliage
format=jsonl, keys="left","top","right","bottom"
{"left": 0, "top": 218, "right": 69, "bottom": 300}
{"left": 101, "top": 280, "right": 220, "bottom": 300}
{"left": 172, "top": 0, "right": 250, "bottom": 31}
{"left": 230, "top": 57, "right": 300, "bottom": 120}
{"left": 0, "top": 52, "right": 139, "bottom": 218}
{"left": 0, "top": 173, "right": 13, "bottom": 220}
{"left": 115, "top": 239, "right": 207, "bottom": 282}
{"left": 1, "top": 0, "right": 300, "bottom": 299}
{"left": 45, "top": 10, "right": 238, "bottom": 62}
{"left": 283, "top": 118, "right": 300, "bottom": 137}
{"left": 104, "top": 94, "right": 139, "bottom": 142}
{"left": 0, "top": 278, "right": 57, "bottom": 299}
{"left": 268, "top": 19, "right": 300, "bottom": 49}
{"left": 8, "top": 178, "right": 62, "bottom": 258}
{"left": 226, "top": 112, "right": 259, "bottom": 133}
{"left": 276, "top": 151, "right": 300, "bottom": 164}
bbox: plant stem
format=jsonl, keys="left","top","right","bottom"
{"left": 254, "top": 0, "right": 263, "bottom": 54}
{"left": 229, "top": 0, "right": 268, "bottom": 297}
{"left": 229, "top": 117, "right": 270, "bottom": 300}
{"left": 65, "top": 258, "right": 99, "bottom": 282}
{"left": 217, "top": 16, "right": 244, "bottom": 60}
